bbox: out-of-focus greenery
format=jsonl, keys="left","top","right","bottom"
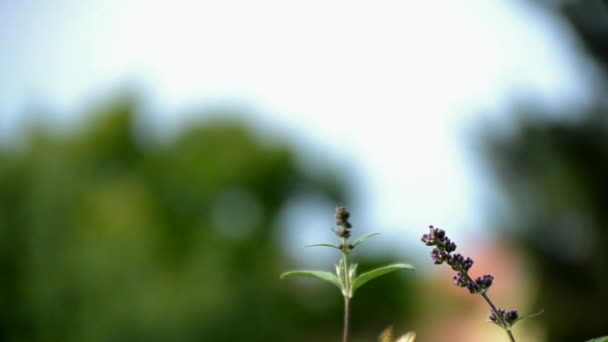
{"left": 0, "top": 97, "right": 415, "bottom": 341}
{"left": 484, "top": 111, "right": 608, "bottom": 341}
{"left": 482, "top": 2, "right": 608, "bottom": 341}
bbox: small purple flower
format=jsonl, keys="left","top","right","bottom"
{"left": 463, "top": 257, "right": 474, "bottom": 271}
{"left": 453, "top": 272, "right": 468, "bottom": 287}
{"left": 489, "top": 308, "right": 519, "bottom": 327}
{"left": 467, "top": 281, "right": 480, "bottom": 294}
{"left": 505, "top": 310, "right": 519, "bottom": 325}
{"left": 476, "top": 274, "right": 494, "bottom": 289}
{"left": 446, "top": 254, "right": 474, "bottom": 273}
{"left": 443, "top": 239, "right": 457, "bottom": 253}
{"left": 421, "top": 225, "right": 449, "bottom": 247}
{"left": 434, "top": 227, "right": 445, "bottom": 239}
{"left": 445, "top": 254, "right": 459, "bottom": 267}
{"left": 468, "top": 275, "right": 493, "bottom": 293}
{"left": 431, "top": 248, "right": 447, "bottom": 264}
{"left": 421, "top": 233, "right": 435, "bottom": 246}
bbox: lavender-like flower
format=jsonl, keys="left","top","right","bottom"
{"left": 421, "top": 225, "right": 519, "bottom": 341}
{"left": 421, "top": 226, "right": 493, "bottom": 293}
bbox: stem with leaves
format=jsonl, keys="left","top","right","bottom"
{"left": 281, "top": 206, "right": 414, "bottom": 342}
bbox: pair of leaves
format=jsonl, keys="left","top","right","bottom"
{"left": 280, "top": 263, "right": 414, "bottom": 298}
{"left": 306, "top": 232, "right": 381, "bottom": 250}
{"left": 282, "top": 232, "right": 414, "bottom": 297}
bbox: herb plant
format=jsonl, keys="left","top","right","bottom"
{"left": 281, "top": 206, "right": 414, "bottom": 342}
{"left": 421, "top": 225, "right": 543, "bottom": 341}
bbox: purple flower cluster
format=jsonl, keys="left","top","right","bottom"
{"left": 421, "top": 225, "right": 492, "bottom": 294}
{"left": 489, "top": 308, "right": 519, "bottom": 328}
{"left": 422, "top": 225, "right": 522, "bottom": 331}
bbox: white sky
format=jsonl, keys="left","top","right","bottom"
{"left": 0, "top": 0, "right": 596, "bottom": 261}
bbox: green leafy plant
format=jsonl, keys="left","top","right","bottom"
{"left": 281, "top": 206, "right": 414, "bottom": 342}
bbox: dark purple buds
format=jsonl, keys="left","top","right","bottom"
{"left": 489, "top": 308, "right": 519, "bottom": 327}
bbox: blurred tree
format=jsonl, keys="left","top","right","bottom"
{"left": 0, "top": 96, "right": 414, "bottom": 342}
{"left": 482, "top": 1, "right": 608, "bottom": 340}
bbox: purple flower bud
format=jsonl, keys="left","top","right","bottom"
{"left": 467, "top": 281, "right": 480, "bottom": 294}
{"left": 421, "top": 233, "right": 435, "bottom": 246}
{"left": 489, "top": 308, "right": 505, "bottom": 326}
{"left": 453, "top": 272, "right": 468, "bottom": 287}
{"left": 422, "top": 225, "right": 448, "bottom": 247}
{"left": 444, "top": 240, "right": 457, "bottom": 253}
{"left": 489, "top": 308, "right": 518, "bottom": 327}
{"left": 431, "top": 248, "right": 447, "bottom": 264}
{"left": 505, "top": 310, "right": 519, "bottom": 325}
{"left": 468, "top": 275, "right": 494, "bottom": 293}
{"left": 447, "top": 254, "right": 473, "bottom": 272}
{"left": 478, "top": 274, "right": 494, "bottom": 288}
{"left": 463, "top": 257, "right": 474, "bottom": 271}
{"left": 447, "top": 253, "right": 464, "bottom": 269}
{"left": 434, "top": 228, "right": 445, "bottom": 239}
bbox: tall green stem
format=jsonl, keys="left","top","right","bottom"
{"left": 343, "top": 296, "right": 350, "bottom": 342}
{"left": 341, "top": 237, "right": 351, "bottom": 342}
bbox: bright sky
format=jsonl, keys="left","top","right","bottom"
{"left": 0, "top": 1, "right": 596, "bottom": 261}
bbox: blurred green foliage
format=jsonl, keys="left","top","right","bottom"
{"left": 482, "top": 2, "right": 608, "bottom": 340}
{"left": 485, "top": 111, "right": 608, "bottom": 341}
{"left": 0, "top": 97, "right": 414, "bottom": 341}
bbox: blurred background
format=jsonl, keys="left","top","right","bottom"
{"left": 1, "top": 1, "right": 607, "bottom": 341}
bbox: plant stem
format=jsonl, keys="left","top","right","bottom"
{"left": 343, "top": 296, "right": 350, "bottom": 342}
{"left": 342, "top": 240, "right": 350, "bottom": 293}
{"left": 341, "top": 237, "right": 351, "bottom": 342}
{"left": 480, "top": 292, "right": 516, "bottom": 342}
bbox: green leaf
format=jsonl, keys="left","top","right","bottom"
{"left": 280, "top": 270, "right": 342, "bottom": 290}
{"left": 305, "top": 243, "right": 340, "bottom": 250}
{"left": 348, "top": 263, "right": 358, "bottom": 279}
{"left": 513, "top": 309, "right": 544, "bottom": 325}
{"left": 586, "top": 337, "right": 608, "bottom": 342}
{"left": 352, "top": 232, "right": 380, "bottom": 249}
{"left": 350, "top": 263, "right": 414, "bottom": 295}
